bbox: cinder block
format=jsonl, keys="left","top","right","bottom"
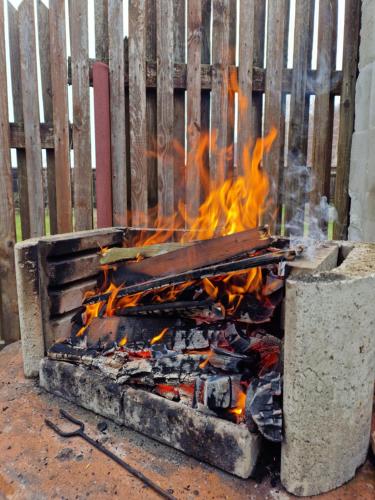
{"left": 359, "top": 0, "right": 375, "bottom": 69}
{"left": 281, "top": 244, "right": 375, "bottom": 496}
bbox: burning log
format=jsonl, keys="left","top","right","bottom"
{"left": 99, "top": 241, "right": 196, "bottom": 265}
{"left": 84, "top": 247, "right": 298, "bottom": 306}
{"left": 115, "top": 299, "right": 224, "bottom": 321}
{"left": 245, "top": 371, "right": 283, "bottom": 442}
{"left": 205, "top": 346, "right": 260, "bottom": 375}
{"left": 110, "top": 226, "right": 273, "bottom": 286}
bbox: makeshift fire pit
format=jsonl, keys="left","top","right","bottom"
{"left": 15, "top": 226, "right": 375, "bottom": 496}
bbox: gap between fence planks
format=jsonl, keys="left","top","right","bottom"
{"left": 129, "top": 0, "right": 147, "bottom": 227}
{"left": 18, "top": 0, "right": 45, "bottom": 237}
{"left": 49, "top": 0, "right": 72, "bottom": 233}
{"left": 200, "top": 0, "right": 211, "bottom": 205}
{"left": 156, "top": 0, "right": 175, "bottom": 218}
{"left": 8, "top": 2, "right": 30, "bottom": 240}
{"left": 334, "top": 0, "right": 360, "bottom": 240}
{"left": 108, "top": 0, "right": 127, "bottom": 227}
{"left": 69, "top": 0, "right": 93, "bottom": 231}
{"left": 38, "top": 0, "right": 58, "bottom": 235}
{"left": 0, "top": 1, "right": 19, "bottom": 342}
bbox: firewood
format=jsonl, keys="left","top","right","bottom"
{"left": 99, "top": 241, "right": 196, "bottom": 265}
{"left": 84, "top": 247, "right": 297, "bottom": 306}
{"left": 111, "top": 226, "right": 273, "bottom": 286}
{"left": 115, "top": 299, "right": 223, "bottom": 320}
{"left": 194, "top": 374, "right": 243, "bottom": 410}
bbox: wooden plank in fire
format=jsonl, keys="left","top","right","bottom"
{"left": 112, "top": 226, "right": 272, "bottom": 285}
{"left": 115, "top": 299, "right": 222, "bottom": 320}
{"left": 84, "top": 247, "right": 298, "bottom": 305}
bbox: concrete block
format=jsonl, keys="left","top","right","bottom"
{"left": 121, "top": 385, "right": 262, "bottom": 479}
{"left": 359, "top": 0, "right": 375, "bottom": 69}
{"left": 15, "top": 240, "right": 45, "bottom": 378}
{"left": 40, "top": 359, "right": 262, "bottom": 479}
{"left": 287, "top": 242, "right": 339, "bottom": 276}
{"left": 40, "top": 359, "right": 124, "bottom": 424}
{"left": 281, "top": 244, "right": 375, "bottom": 496}
{"left": 355, "top": 65, "right": 372, "bottom": 130}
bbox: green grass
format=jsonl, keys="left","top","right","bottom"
{"left": 15, "top": 210, "right": 51, "bottom": 242}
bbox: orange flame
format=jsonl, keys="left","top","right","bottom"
{"left": 77, "top": 105, "right": 277, "bottom": 332}
{"left": 150, "top": 328, "right": 169, "bottom": 346}
{"left": 229, "top": 391, "right": 247, "bottom": 416}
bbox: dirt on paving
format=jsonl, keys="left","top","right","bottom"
{"left": 0, "top": 342, "right": 374, "bottom": 500}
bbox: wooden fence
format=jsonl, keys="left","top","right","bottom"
{"left": 0, "top": 0, "right": 360, "bottom": 343}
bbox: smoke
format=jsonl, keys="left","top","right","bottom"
{"left": 284, "top": 163, "right": 337, "bottom": 259}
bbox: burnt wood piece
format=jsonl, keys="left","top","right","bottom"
{"left": 245, "top": 371, "right": 282, "bottom": 443}
{"left": 111, "top": 226, "right": 272, "bottom": 286}
{"left": 84, "top": 248, "right": 297, "bottom": 305}
{"left": 195, "top": 374, "right": 243, "bottom": 410}
{"left": 115, "top": 299, "right": 223, "bottom": 320}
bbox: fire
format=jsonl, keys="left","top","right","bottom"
{"left": 118, "top": 336, "right": 128, "bottom": 347}
{"left": 77, "top": 94, "right": 277, "bottom": 333}
{"left": 150, "top": 328, "right": 169, "bottom": 346}
{"left": 230, "top": 391, "right": 247, "bottom": 416}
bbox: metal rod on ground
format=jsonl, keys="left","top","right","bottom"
{"left": 45, "top": 409, "right": 176, "bottom": 500}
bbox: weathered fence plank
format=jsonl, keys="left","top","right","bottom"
{"left": 129, "top": 0, "right": 147, "bottom": 226}
{"left": 18, "top": 0, "right": 45, "bottom": 237}
{"left": 285, "top": 0, "right": 313, "bottom": 235}
{"left": 200, "top": 0, "right": 211, "bottom": 202}
{"left": 311, "top": 0, "right": 337, "bottom": 233}
{"left": 227, "top": 0, "right": 236, "bottom": 176}
{"left": 95, "top": 0, "right": 109, "bottom": 61}
{"left": 237, "top": 0, "right": 254, "bottom": 176}
{"left": 211, "top": 0, "right": 230, "bottom": 188}
{"left": 8, "top": 2, "right": 29, "bottom": 239}
{"left": 156, "top": 0, "right": 174, "bottom": 218}
{"left": 334, "top": 0, "right": 360, "bottom": 240}
{"left": 263, "top": 0, "right": 285, "bottom": 232}
{"left": 173, "top": 0, "right": 186, "bottom": 215}
{"left": 108, "top": 0, "right": 127, "bottom": 226}
{"left": 69, "top": 0, "right": 93, "bottom": 231}
{"left": 49, "top": 0, "right": 72, "bottom": 233}
{"left": 146, "top": 0, "right": 157, "bottom": 222}
{"left": 38, "top": 0, "right": 57, "bottom": 235}
{"left": 252, "top": 0, "right": 266, "bottom": 140}
{"left": 0, "top": 1, "right": 19, "bottom": 342}
{"left": 186, "top": 0, "right": 202, "bottom": 218}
